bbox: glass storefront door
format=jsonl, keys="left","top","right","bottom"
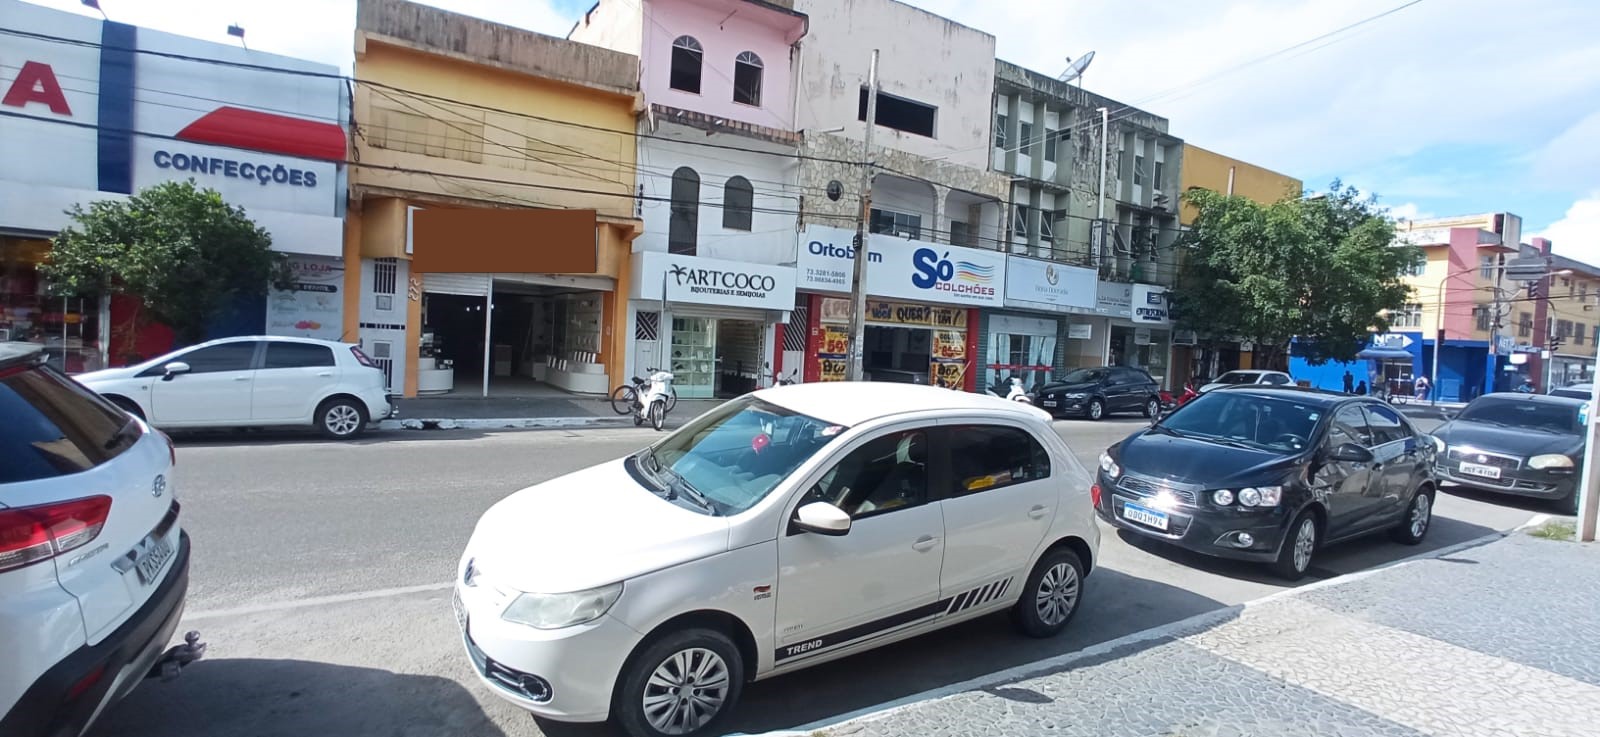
{"left": 2, "top": 238, "right": 105, "bottom": 373}
{"left": 1110, "top": 324, "right": 1170, "bottom": 387}
{"left": 670, "top": 316, "right": 717, "bottom": 399}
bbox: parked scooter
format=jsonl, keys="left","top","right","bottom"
{"left": 634, "top": 368, "right": 675, "bottom": 431}
{"left": 987, "top": 376, "right": 1033, "bottom": 403}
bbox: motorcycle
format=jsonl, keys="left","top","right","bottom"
{"left": 1160, "top": 382, "right": 1199, "bottom": 417}
{"left": 634, "top": 368, "right": 675, "bottom": 431}
{"left": 988, "top": 376, "right": 1033, "bottom": 403}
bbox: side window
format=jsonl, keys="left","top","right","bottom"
{"left": 1104, "top": 370, "right": 1126, "bottom": 386}
{"left": 174, "top": 342, "right": 259, "bottom": 374}
{"left": 1363, "top": 405, "right": 1408, "bottom": 445}
{"left": 1265, "top": 374, "right": 1292, "bottom": 385}
{"left": 947, "top": 425, "right": 1051, "bottom": 495}
{"left": 802, "top": 430, "right": 928, "bottom": 520}
{"left": 263, "top": 342, "right": 335, "bottom": 369}
{"left": 1329, "top": 405, "right": 1374, "bottom": 447}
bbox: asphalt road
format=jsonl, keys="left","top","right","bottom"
{"left": 96, "top": 416, "right": 1547, "bottom": 737}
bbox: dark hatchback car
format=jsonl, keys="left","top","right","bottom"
{"left": 1095, "top": 386, "right": 1436, "bottom": 579}
{"left": 1431, "top": 393, "right": 1587, "bottom": 514}
{"left": 1035, "top": 366, "right": 1162, "bottom": 421}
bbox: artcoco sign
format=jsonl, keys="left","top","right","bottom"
{"left": 797, "top": 226, "right": 1005, "bottom": 307}
{"left": 632, "top": 252, "right": 796, "bottom": 312}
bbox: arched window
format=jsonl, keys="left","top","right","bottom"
{"left": 723, "top": 176, "right": 754, "bottom": 231}
{"left": 669, "top": 167, "right": 700, "bottom": 255}
{"left": 733, "top": 51, "right": 763, "bottom": 106}
{"left": 670, "top": 36, "right": 703, "bottom": 94}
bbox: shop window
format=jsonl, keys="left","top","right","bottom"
{"left": 869, "top": 209, "right": 921, "bottom": 239}
{"left": 722, "top": 176, "right": 754, "bottom": 231}
{"left": 858, "top": 87, "right": 937, "bottom": 138}
{"left": 945, "top": 425, "right": 1050, "bottom": 496}
{"left": 733, "top": 51, "right": 763, "bottom": 106}
{"left": 669, "top": 167, "right": 700, "bottom": 255}
{"left": 670, "top": 36, "right": 703, "bottom": 94}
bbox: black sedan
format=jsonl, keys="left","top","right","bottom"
{"left": 1095, "top": 386, "right": 1436, "bottom": 579}
{"left": 1431, "top": 393, "right": 1587, "bottom": 514}
{"left": 1035, "top": 366, "right": 1162, "bottom": 421}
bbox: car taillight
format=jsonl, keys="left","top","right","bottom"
{"left": 0, "top": 496, "right": 113, "bottom": 573}
{"left": 350, "top": 346, "right": 377, "bottom": 368}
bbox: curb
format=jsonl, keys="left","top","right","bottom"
{"left": 747, "top": 523, "right": 1529, "bottom": 737}
{"left": 376, "top": 416, "right": 631, "bottom": 431}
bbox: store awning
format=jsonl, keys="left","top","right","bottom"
{"left": 1357, "top": 347, "right": 1414, "bottom": 360}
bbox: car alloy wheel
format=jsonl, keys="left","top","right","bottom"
{"left": 642, "top": 647, "right": 730, "bottom": 736}
{"left": 1144, "top": 398, "right": 1159, "bottom": 418}
{"left": 1035, "top": 561, "right": 1080, "bottom": 627}
{"left": 1292, "top": 517, "right": 1316, "bottom": 573}
{"left": 1409, "top": 494, "right": 1431, "bottom": 538}
{"left": 1087, "top": 399, "right": 1104, "bottom": 421}
{"left": 318, "top": 399, "right": 366, "bottom": 439}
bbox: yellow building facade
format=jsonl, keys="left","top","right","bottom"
{"left": 343, "top": 0, "right": 643, "bottom": 398}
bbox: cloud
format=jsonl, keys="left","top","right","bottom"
{"left": 1537, "top": 192, "right": 1600, "bottom": 266}
{"left": 1530, "top": 110, "right": 1600, "bottom": 192}
{"left": 1388, "top": 202, "right": 1431, "bottom": 222}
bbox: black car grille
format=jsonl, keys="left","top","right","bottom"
{"left": 1446, "top": 448, "right": 1522, "bottom": 470}
{"left": 1116, "top": 475, "right": 1198, "bottom": 506}
{"left": 465, "top": 631, "right": 553, "bottom": 703}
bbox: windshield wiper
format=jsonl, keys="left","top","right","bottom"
{"left": 667, "top": 474, "right": 717, "bottom": 515}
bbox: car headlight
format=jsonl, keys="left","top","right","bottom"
{"left": 1528, "top": 454, "right": 1575, "bottom": 470}
{"left": 1065, "top": 392, "right": 1087, "bottom": 400}
{"left": 1431, "top": 435, "right": 1446, "bottom": 453}
{"left": 1213, "top": 489, "right": 1235, "bottom": 506}
{"left": 501, "top": 582, "right": 623, "bottom": 630}
{"left": 1237, "top": 486, "right": 1283, "bottom": 507}
{"left": 1099, "top": 452, "right": 1121, "bottom": 479}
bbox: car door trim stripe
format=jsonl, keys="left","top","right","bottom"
{"left": 776, "top": 577, "right": 1014, "bottom": 664}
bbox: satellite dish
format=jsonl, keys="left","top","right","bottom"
{"left": 1058, "top": 51, "right": 1095, "bottom": 83}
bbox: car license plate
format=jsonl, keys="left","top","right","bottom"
{"left": 1459, "top": 462, "right": 1502, "bottom": 480}
{"left": 452, "top": 589, "right": 467, "bottom": 631}
{"left": 1042, "top": 399, "right": 1057, "bottom": 407}
{"left": 131, "top": 534, "right": 174, "bottom": 586}
{"left": 1122, "top": 502, "right": 1169, "bottom": 531}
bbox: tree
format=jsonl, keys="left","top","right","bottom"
{"left": 1169, "top": 180, "right": 1420, "bottom": 370}
{"left": 41, "top": 180, "right": 292, "bottom": 350}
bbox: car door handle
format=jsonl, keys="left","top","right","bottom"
{"left": 233, "top": 376, "right": 251, "bottom": 382}
{"left": 911, "top": 535, "right": 940, "bottom": 552}
{"left": 1028, "top": 505, "right": 1048, "bottom": 519}
{"left": 317, "top": 372, "right": 333, "bottom": 377}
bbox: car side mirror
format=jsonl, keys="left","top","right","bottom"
{"left": 1326, "top": 442, "right": 1374, "bottom": 463}
{"left": 162, "top": 361, "right": 191, "bottom": 381}
{"left": 791, "top": 501, "right": 851, "bottom": 536}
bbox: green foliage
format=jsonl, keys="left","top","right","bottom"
{"left": 40, "top": 180, "right": 292, "bottom": 344}
{"left": 1170, "top": 180, "right": 1420, "bottom": 367}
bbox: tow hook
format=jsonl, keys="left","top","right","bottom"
{"left": 147, "top": 631, "right": 206, "bottom": 681}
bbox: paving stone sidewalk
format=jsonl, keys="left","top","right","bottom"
{"left": 807, "top": 533, "right": 1599, "bottom": 737}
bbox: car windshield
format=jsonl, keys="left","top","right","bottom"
{"left": 1213, "top": 372, "right": 1259, "bottom": 385}
{"left": 637, "top": 396, "right": 844, "bottom": 515}
{"left": 1059, "top": 368, "right": 1107, "bottom": 384}
{"left": 1457, "top": 397, "right": 1581, "bottom": 434}
{"left": 1157, "top": 392, "right": 1322, "bottom": 453}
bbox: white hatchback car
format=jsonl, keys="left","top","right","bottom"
{"left": 454, "top": 382, "right": 1099, "bottom": 737}
{"left": 77, "top": 336, "right": 394, "bottom": 439}
{"left": 1, "top": 343, "right": 199, "bottom": 737}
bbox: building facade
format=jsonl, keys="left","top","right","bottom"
{"left": 0, "top": 0, "right": 347, "bottom": 370}
{"left": 571, "top": 0, "right": 809, "bottom": 399}
{"left": 1173, "top": 144, "right": 1302, "bottom": 383}
{"left": 346, "top": 0, "right": 643, "bottom": 398}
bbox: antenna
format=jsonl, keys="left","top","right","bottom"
{"left": 1058, "top": 51, "right": 1095, "bottom": 84}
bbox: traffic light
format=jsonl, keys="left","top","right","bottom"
{"left": 1527, "top": 282, "right": 1542, "bottom": 300}
{"left": 1550, "top": 334, "right": 1564, "bottom": 352}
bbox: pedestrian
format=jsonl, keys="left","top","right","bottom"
{"left": 1356, "top": 380, "right": 1367, "bottom": 396}
{"left": 1414, "top": 375, "right": 1430, "bottom": 401}
{"left": 1515, "top": 377, "right": 1535, "bottom": 393}
{"left": 1343, "top": 370, "right": 1354, "bottom": 394}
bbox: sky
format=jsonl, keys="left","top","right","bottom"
{"left": 20, "top": 0, "right": 1600, "bottom": 263}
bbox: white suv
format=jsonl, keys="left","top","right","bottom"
{"left": 77, "top": 336, "right": 394, "bottom": 440}
{"left": 454, "top": 382, "right": 1100, "bottom": 737}
{"left": 1, "top": 343, "right": 200, "bottom": 737}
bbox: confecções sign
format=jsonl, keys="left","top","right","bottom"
{"left": 153, "top": 150, "right": 319, "bottom": 188}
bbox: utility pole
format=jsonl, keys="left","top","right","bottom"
{"left": 845, "top": 49, "right": 879, "bottom": 382}
{"left": 1093, "top": 107, "right": 1109, "bottom": 267}
{"left": 1577, "top": 358, "right": 1599, "bottom": 542}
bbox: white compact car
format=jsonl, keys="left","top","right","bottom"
{"left": 1, "top": 343, "right": 200, "bottom": 737}
{"left": 1200, "top": 369, "right": 1293, "bottom": 393}
{"left": 454, "top": 382, "right": 1099, "bottom": 737}
{"left": 77, "top": 336, "right": 394, "bottom": 439}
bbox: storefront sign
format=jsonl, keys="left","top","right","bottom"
{"left": 1096, "top": 281, "right": 1132, "bottom": 316}
{"left": 933, "top": 330, "right": 965, "bottom": 360}
{"left": 266, "top": 255, "right": 343, "bottom": 340}
{"left": 819, "top": 297, "right": 967, "bottom": 328}
{"left": 797, "top": 226, "right": 1005, "bottom": 307}
{"left": 1068, "top": 323, "right": 1094, "bottom": 340}
{"left": 1132, "top": 284, "right": 1170, "bottom": 324}
{"left": 818, "top": 326, "right": 848, "bottom": 382}
{"left": 632, "top": 252, "right": 797, "bottom": 312}
{"left": 1004, "top": 256, "right": 1097, "bottom": 310}
{"left": 153, "top": 151, "right": 320, "bottom": 188}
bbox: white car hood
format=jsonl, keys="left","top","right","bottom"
{"left": 466, "top": 458, "right": 732, "bottom": 595}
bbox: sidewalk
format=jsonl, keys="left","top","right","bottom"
{"left": 382, "top": 392, "right": 725, "bottom": 430}
{"left": 775, "top": 529, "right": 1598, "bottom": 737}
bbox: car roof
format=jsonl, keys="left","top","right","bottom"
{"left": 1208, "top": 384, "right": 1352, "bottom": 407}
{"left": 751, "top": 381, "right": 1052, "bottom": 427}
{"left": 198, "top": 335, "right": 350, "bottom": 347}
{"left": 1474, "top": 391, "right": 1587, "bottom": 406}
{"left": 0, "top": 342, "right": 45, "bottom": 370}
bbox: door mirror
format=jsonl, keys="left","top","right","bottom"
{"left": 791, "top": 501, "right": 851, "bottom": 536}
{"left": 1326, "top": 442, "right": 1374, "bottom": 463}
{"left": 161, "top": 361, "right": 191, "bottom": 380}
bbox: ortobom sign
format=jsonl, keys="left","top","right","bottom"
{"left": 796, "top": 225, "right": 1006, "bottom": 307}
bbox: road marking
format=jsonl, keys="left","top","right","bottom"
{"left": 1190, "top": 598, "right": 1600, "bottom": 737}
{"left": 184, "top": 582, "right": 453, "bottom": 621}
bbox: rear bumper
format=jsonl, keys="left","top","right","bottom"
{"left": 0, "top": 532, "right": 191, "bottom": 737}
